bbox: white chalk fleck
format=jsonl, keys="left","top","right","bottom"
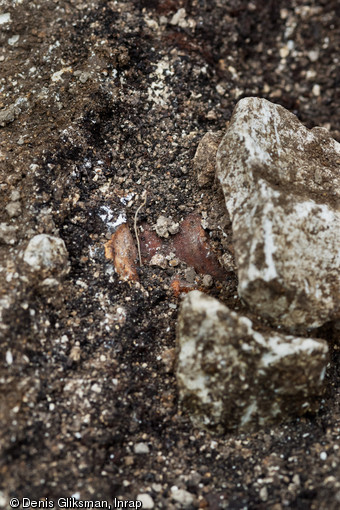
{"left": 0, "top": 13, "right": 11, "bottom": 25}
{"left": 99, "top": 206, "right": 126, "bottom": 232}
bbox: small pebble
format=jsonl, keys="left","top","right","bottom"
{"left": 69, "top": 346, "right": 81, "bottom": 362}
{"left": 0, "top": 13, "right": 11, "bottom": 24}
{"left": 312, "top": 84, "right": 321, "bottom": 96}
{"left": 5, "top": 201, "right": 21, "bottom": 218}
{"left": 6, "top": 350, "right": 13, "bottom": 365}
{"left": 155, "top": 216, "right": 170, "bottom": 238}
{"left": 169, "top": 8, "right": 192, "bottom": 29}
{"left": 206, "top": 109, "right": 217, "bottom": 120}
{"left": 308, "top": 49, "right": 319, "bottom": 62}
{"left": 91, "top": 383, "right": 101, "bottom": 394}
{"left": 8, "top": 34, "right": 19, "bottom": 46}
{"left": 279, "top": 46, "right": 290, "bottom": 58}
{"left": 259, "top": 486, "right": 268, "bottom": 502}
{"left": 155, "top": 215, "right": 179, "bottom": 238}
{"left": 161, "top": 348, "right": 176, "bottom": 372}
{"left": 202, "top": 274, "right": 213, "bottom": 287}
{"left": 0, "top": 223, "right": 17, "bottom": 244}
{"left": 168, "top": 221, "right": 180, "bottom": 235}
{"left": 149, "top": 253, "right": 167, "bottom": 269}
{"left": 168, "top": 258, "right": 179, "bottom": 267}
{"left": 41, "top": 277, "right": 60, "bottom": 287}
{"left": 134, "top": 442, "right": 150, "bottom": 454}
{"left": 151, "top": 483, "right": 162, "bottom": 492}
{"left": 23, "top": 234, "right": 69, "bottom": 275}
{"left": 170, "top": 487, "right": 195, "bottom": 507}
{"left": 185, "top": 267, "right": 196, "bottom": 284}
{"left": 10, "top": 190, "right": 20, "bottom": 201}
{"left": 0, "top": 103, "right": 20, "bottom": 126}
{"left": 136, "top": 494, "right": 154, "bottom": 509}
{"left": 79, "top": 72, "right": 91, "bottom": 83}
{"left": 216, "top": 84, "right": 226, "bottom": 95}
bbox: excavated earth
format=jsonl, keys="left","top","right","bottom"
{"left": 1, "top": 1, "right": 340, "bottom": 509}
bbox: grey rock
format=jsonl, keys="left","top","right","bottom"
{"left": 8, "top": 34, "right": 20, "bottom": 46}
{"left": 0, "top": 13, "right": 11, "bottom": 25}
{"left": 0, "top": 223, "right": 17, "bottom": 244}
{"left": 193, "top": 131, "right": 224, "bottom": 187}
{"left": 10, "top": 190, "right": 21, "bottom": 201}
{"left": 155, "top": 215, "right": 179, "bottom": 238}
{"left": 0, "top": 104, "right": 20, "bottom": 127}
{"left": 23, "top": 234, "right": 69, "bottom": 276}
{"left": 170, "top": 487, "right": 195, "bottom": 507}
{"left": 137, "top": 494, "right": 154, "bottom": 509}
{"left": 202, "top": 274, "right": 213, "bottom": 288}
{"left": 6, "top": 201, "right": 21, "bottom": 218}
{"left": 78, "top": 71, "right": 91, "bottom": 83}
{"left": 184, "top": 267, "right": 196, "bottom": 284}
{"left": 216, "top": 97, "right": 340, "bottom": 329}
{"left": 176, "top": 290, "right": 328, "bottom": 433}
{"left": 149, "top": 253, "right": 167, "bottom": 268}
{"left": 134, "top": 442, "right": 150, "bottom": 454}
{"left": 40, "top": 277, "right": 61, "bottom": 287}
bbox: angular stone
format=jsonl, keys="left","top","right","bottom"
{"left": 155, "top": 215, "right": 179, "bottom": 238}
{"left": 136, "top": 494, "right": 154, "bottom": 509}
{"left": 171, "top": 487, "right": 195, "bottom": 507}
{"left": 216, "top": 97, "right": 340, "bottom": 329}
{"left": 23, "top": 234, "right": 69, "bottom": 276}
{"left": 0, "top": 103, "right": 20, "bottom": 127}
{"left": 176, "top": 290, "right": 328, "bottom": 433}
{"left": 193, "top": 131, "right": 224, "bottom": 187}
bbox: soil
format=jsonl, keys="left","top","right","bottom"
{"left": 0, "top": 1, "right": 340, "bottom": 509}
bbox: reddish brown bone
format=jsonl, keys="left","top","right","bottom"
{"left": 104, "top": 223, "right": 139, "bottom": 282}
{"left": 173, "top": 213, "right": 226, "bottom": 280}
{"left": 139, "top": 224, "right": 163, "bottom": 264}
{"left": 140, "top": 213, "right": 226, "bottom": 280}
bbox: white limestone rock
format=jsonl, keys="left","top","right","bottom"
{"left": 216, "top": 97, "right": 340, "bottom": 329}
{"left": 136, "top": 494, "right": 154, "bottom": 509}
{"left": 176, "top": 290, "right": 328, "bottom": 433}
{"left": 171, "top": 487, "right": 195, "bottom": 507}
{"left": 23, "top": 234, "right": 69, "bottom": 276}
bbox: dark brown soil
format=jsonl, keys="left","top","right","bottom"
{"left": 1, "top": 1, "right": 340, "bottom": 509}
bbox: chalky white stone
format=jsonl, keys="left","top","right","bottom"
{"left": 216, "top": 97, "right": 340, "bottom": 329}
{"left": 136, "top": 494, "right": 154, "bottom": 509}
{"left": 176, "top": 291, "right": 328, "bottom": 433}
{"left": 23, "top": 234, "right": 69, "bottom": 275}
{"left": 171, "top": 487, "right": 195, "bottom": 507}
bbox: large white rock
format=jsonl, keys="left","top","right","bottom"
{"left": 176, "top": 291, "right": 329, "bottom": 433}
{"left": 216, "top": 97, "right": 340, "bottom": 329}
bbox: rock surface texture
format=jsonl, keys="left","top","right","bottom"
{"left": 216, "top": 97, "right": 340, "bottom": 329}
{"left": 23, "top": 234, "right": 69, "bottom": 277}
{"left": 176, "top": 291, "right": 329, "bottom": 433}
{"left": 193, "top": 131, "right": 224, "bottom": 188}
